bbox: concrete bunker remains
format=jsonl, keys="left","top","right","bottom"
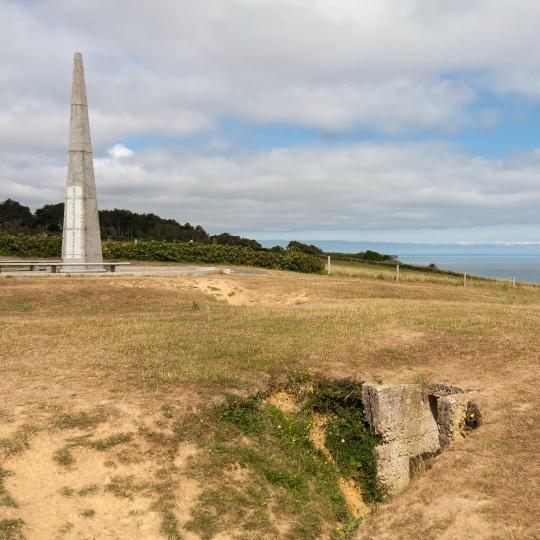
{"left": 362, "top": 382, "right": 480, "bottom": 495}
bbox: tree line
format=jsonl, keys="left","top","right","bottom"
{"left": 0, "top": 198, "right": 394, "bottom": 260}
{"left": 0, "top": 199, "right": 262, "bottom": 249}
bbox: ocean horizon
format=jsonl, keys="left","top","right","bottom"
{"left": 260, "top": 240, "right": 540, "bottom": 284}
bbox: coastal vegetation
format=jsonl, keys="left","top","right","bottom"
{"left": 0, "top": 232, "right": 324, "bottom": 273}
{"left": 0, "top": 199, "right": 260, "bottom": 247}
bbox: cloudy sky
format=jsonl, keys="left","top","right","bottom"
{"left": 2, "top": 0, "right": 540, "bottom": 243}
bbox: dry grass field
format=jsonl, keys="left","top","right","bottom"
{"left": 1, "top": 264, "right": 539, "bottom": 539}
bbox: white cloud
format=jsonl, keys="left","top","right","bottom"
{"left": 3, "top": 1, "right": 540, "bottom": 239}
{"left": 3, "top": 141, "right": 540, "bottom": 237}
{"left": 2, "top": 0, "right": 540, "bottom": 145}
{"left": 107, "top": 144, "right": 134, "bottom": 159}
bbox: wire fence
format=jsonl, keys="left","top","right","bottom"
{"left": 324, "top": 256, "right": 538, "bottom": 289}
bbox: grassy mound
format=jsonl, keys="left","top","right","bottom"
{"left": 179, "top": 374, "right": 383, "bottom": 539}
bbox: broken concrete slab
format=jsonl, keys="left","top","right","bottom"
{"left": 362, "top": 384, "right": 440, "bottom": 452}
{"left": 362, "top": 382, "right": 478, "bottom": 495}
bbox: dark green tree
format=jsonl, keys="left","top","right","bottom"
{"left": 287, "top": 240, "right": 323, "bottom": 256}
{"left": 210, "top": 233, "right": 262, "bottom": 250}
{"left": 0, "top": 199, "right": 35, "bottom": 233}
{"left": 34, "top": 203, "right": 64, "bottom": 233}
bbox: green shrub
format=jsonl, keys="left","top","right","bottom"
{"left": 304, "top": 377, "right": 384, "bottom": 503}
{"left": 0, "top": 233, "right": 323, "bottom": 274}
{"left": 0, "top": 232, "right": 61, "bottom": 258}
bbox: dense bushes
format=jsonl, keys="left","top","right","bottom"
{"left": 0, "top": 232, "right": 323, "bottom": 273}
{"left": 0, "top": 232, "right": 62, "bottom": 258}
{"left": 103, "top": 239, "right": 323, "bottom": 273}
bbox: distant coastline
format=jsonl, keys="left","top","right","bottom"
{"left": 260, "top": 240, "right": 540, "bottom": 284}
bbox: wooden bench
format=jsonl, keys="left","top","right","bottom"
{"left": 0, "top": 262, "right": 131, "bottom": 273}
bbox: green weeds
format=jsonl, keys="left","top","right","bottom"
{"left": 53, "top": 433, "right": 133, "bottom": 468}
{"left": 0, "top": 467, "right": 17, "bottom": 508}
{"left": 53, "top": 446, "right": 75, "bottom": 467}
{"left": 80, "top": 508, "right": 95, "bottom": 518}
{"left": 0, "top": 426, "right": 37, "bottom": 458}
{"left": 303, "top": 377, "right": 384, "bottom": 503}
{"left": 150, "top": 475, "right": 181, "bottom": 540}
{"left": 0, "top": 519, "right": 24, "bottom": 540}
{"left": 463, "top": 402, "right": 482, "bottom": 430}
{"left": 184, "top": 374, "right": 382, "bottom": 539}
{"left": 50, "top": 409, "right": 109, "bottom": 431}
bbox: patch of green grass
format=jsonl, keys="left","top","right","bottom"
{"left": 88, "top": 433, "right": 133, "bottom": 451}
{"left": 184, "top": 387, "right": 351, "bottom": 540}
{"left": 0, "top": 518, "right": 24, "bottom": 540}
{"left": 220, "top": 395, "right": 265, "bottom": 435}
{"left": 183, "top": 375, "right": 386, "bottom": 539}
{"left": 262, "top": 466, "right": 308, "bottom": 496}
{"left": 0, "top": 425, "right": 37, "bottom": 458}
{"left": 325, "top": 413, "right": 382, "bottom": 503}
{"left": 60, "top": 486, "right": 74, "bottom": 497}
{"left": 303, "top": 377, "right": 384, "bottom": 503}
{"left": 187, "top": 482, "right": 274, "bottom": 540}
{"left": 51, "top": 408, "right": 109, "bottom": 430}
{"left": 80, "top": 508, "right": 95, "bottom": 518}
{"left": 304, "top": 377, "right": 365, "bottom": 415}
{"left": 78, "top": 484, "right": 99, "bottom": 496}
{"left": 53, "top": 446, "right": 75, "bottom": 467}
{"left": 58, "top": 522, "right": 73, "bottom": 534}
{"left": 150, "top": 477, "right": 182, "bottom": 540}
{"left": 53, "top": 432, "right": 133, "bottom": 468}
{"left": 162, "top": 405, "right": 173, "bottom": 419}
{"left": 105, "top": 475, "right": 148, "bottom": 501}
{"left": 0, "top": 467, "right": 17, "bottom": 508}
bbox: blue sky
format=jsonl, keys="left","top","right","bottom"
{"left": 2, "top": 0, "right": 540, "bottom": 244}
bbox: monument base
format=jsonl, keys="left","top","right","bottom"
{"left": 61, "top": 260, "right": 105, "bottom": 273}
{"left": 61, "top": 267, "right": 105, "bottom": 273}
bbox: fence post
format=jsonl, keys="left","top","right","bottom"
{"left": 464, "top": 272, "right": 467, "bottom": 287}
{"left": 327, "top": 255, "right": 331, "bottom": 275}
{"left": 513, "top": 276, "right": 516, "bottom": 288}
{"left": 396, "top": 264, "right": 400, "bottom": 283}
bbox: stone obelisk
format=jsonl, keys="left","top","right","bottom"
{"left": 61, "top": 52, "right": 103, "bottom": 272}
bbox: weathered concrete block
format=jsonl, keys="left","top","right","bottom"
{"left": 362, "top": 383, "right": 440, "bottom": 451}
{"left": 362, "top": 383, "right": 441, "bottom": 495}
{"left": 362, "top": 382, "right": 475, "bottom": 496}
{"left": 373, "top": 442, "right": 409, "bottom": 496}
{"left": 431, "top": 389, "right": 473, "bottom": 448}
{"left": 435, "top": 394, "right": 466, "bottom": 448}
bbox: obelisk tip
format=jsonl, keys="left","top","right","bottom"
{"left": 71, "top": 52, "right": 87, "bottom": 106}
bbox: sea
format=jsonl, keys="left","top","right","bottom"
{"left": 261, "top": 240, "right": 540, "bottom": 284}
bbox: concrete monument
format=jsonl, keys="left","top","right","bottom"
{"left": 61, "top": 52, "right": 103, "bottom": 272}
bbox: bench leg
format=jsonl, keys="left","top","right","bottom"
{"left": 110, "top": 265, "right": 116, "bottom": 273}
